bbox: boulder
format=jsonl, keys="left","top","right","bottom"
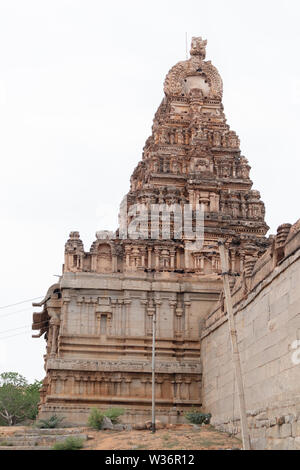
{"left": 113, "top": 423, "right": 125, "bottom": 431}
{"left": 133, "top": 423, "right": 146, "bottom": 430}
{"left": 155, "top": 420, "right": 165, "bottom": 430}
{"left": 101, "top": 416, "right": 113, "bottom": 430}
{"left": 144, "top": 419, "right": 165, "bottom": 430}
{"left": 166, "top": 423, "right": 176, "bottom": 429}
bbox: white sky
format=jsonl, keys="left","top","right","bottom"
{"left": 0, "top": 0, "right": 299, "bottom": 382}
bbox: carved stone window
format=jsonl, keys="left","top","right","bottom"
{"left": 100, "top": 314, "right": 107, "bottom": 335}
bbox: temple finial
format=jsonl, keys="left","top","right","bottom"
{"left": 190, "top": 36, "right": 207, "bottom": 59}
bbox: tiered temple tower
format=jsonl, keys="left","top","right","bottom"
{"left": 33, "top": 38, "right": 270, "bottom": 425}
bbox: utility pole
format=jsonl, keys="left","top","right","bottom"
{"left": 151, "top": 308, "right": 156, "bottom": 433}
{"left": 218, "top": 239, "right": 251, "bottom": 450}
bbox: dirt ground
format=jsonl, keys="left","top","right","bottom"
{"left": 0, "top": 424, "right": 242, "bottom": 450}
{"left": 84, "top": 424, "right": 242, "bottom": 450}
{"left": 0, "top": 426, "right": 26, "bottom": 438}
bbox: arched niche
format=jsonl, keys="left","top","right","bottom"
{"left": 96, "top": 243, "right": 112, "bottom": 273}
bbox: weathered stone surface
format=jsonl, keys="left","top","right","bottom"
{"left": 113, "top": 424, "right": 125, "bottom": 431}
{"left": 251, "top": 437, "right": 266, "bottom": 450}
{"left": 295, "top": 437, "right": 300, "bottom": 450}
{"left": 201, "top": 220, "right": 300, "bottom": 450}
{"left": 30, "top": 33, "right": 299, "bottom": 452}
{"left": 133, "top": 423, "right": 146, "bottom": 430}
{"left": 0, "top": 428, "right": 88, "bottom": 450}
{"left": 101, "top": 416, "right": 113, "bottom": 430}
{"left": 145, "top": 419, "right": 165, "bottom": 430}
{"left": 32, "top": 36, "right": 270, "bottom": 426}
{"left": 266, "top": 426, "right": 280, "bottom": 439}
{"left": 256, "top": 412, "right": 268, "bottom": 421}
{"left": 292, "top": 420, "right": 300, "bottom": 437}
{"left": 280, "top": 423, "right": 292, "bottom": 438}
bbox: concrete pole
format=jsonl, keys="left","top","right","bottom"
{"left": 151, "top": 309, "right": 156, "bottom": 433}
{"left": 218, "top": 240, "right": 251, "bottom": 450}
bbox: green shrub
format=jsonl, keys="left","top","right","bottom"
{"left": 104, "top": 407, "right": 125, "bottom": 424}
{"left": 37, "top": 414, "right": 65, "bottom": 429}
{"left": 52, "top": 436, "right": 84, "bottom": 450}
{"left": 185, "top": 409, "right": 211, "bottom": 425}
{"left": 87, "top": 408, "right": 104, "bottom": 430}
{"left": 87, "top": 407, "right": 125, "bottom": 429}
{"left": 0, "top": 373, "right": 42, "bottom": 425}
{"left": 0, "top": 441, "right": 13, "bottom": 446}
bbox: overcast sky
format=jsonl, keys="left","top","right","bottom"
{"left": 0, "top": 0, "right": 299, "bottom": 382}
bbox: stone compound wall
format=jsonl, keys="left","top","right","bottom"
{"left": 201, "top": 221, "right": 300, "bottom": 450}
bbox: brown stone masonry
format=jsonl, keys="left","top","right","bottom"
{"left": 32, "top": 37, "right": 271, "bottom": 426}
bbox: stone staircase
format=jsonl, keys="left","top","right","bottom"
{"left": 0, "top": 428, "right": 88, "bottom": 450}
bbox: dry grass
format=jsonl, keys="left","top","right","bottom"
{"left": 0, "top": 424, "right": 241, "bottom": 450}
{"left": 84, "top": 424, "right": 241, "bottom": 450}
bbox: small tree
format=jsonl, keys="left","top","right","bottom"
{"left": 24, "top": 380, "right": 43, "bottom": 421}
{"left": 104, "top": 407, "right": 125, "bottom": 424}
{"left": 52, "top": 436, "right": 84, "bottom": 450}
{"left": 0, "top": 372, "right": 28, "bottom": 388}
{"left": 0, "top": 372, "right": 42, "bottom": 425}
{"left": 185, "top": 409, "right": 212, "bottom": 425}
{"left": 88, "top": 408, "right": 104, "bottom": 430}
{"left": 87, "top": 407, "right": 125, "bottom": 429}
{"left": 37, "top": 414, "right": 65, "bottom": 429}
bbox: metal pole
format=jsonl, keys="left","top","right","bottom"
{"left": 185, "top": 32, "right": 188, "bottom": 59}
{"left": 151, "top": 309, "right": 156, "bottom": 433}
{"left": 218, "top": 240, "right": 251, "bottom": 450}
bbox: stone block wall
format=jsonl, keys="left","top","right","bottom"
{"left": 34, "top": 271, "right": 220, "bottom": 426}
{"left": 201, "top": 221, "right": 300, "bottom": 450}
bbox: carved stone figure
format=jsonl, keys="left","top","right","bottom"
{"left": 190, "top": 36, "right": 207, "bottom": 59}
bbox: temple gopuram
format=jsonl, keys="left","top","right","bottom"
{"left": 32, "top": 37, "right": 270, "bottom": 425}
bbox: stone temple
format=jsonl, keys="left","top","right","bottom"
{"left": 32, "top": 37, "right": 300, "bottom": 449}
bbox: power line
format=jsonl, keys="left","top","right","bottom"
{"left": 0, "top": 319, "right": 50, "bottom": 336}
{"left": 0, "top": 324, "right": 32, "bottom": 335}
{"left": 0, "top": 297, "right": 43, "bottom": 310}
{"left": 0, "top": 329, "right": 32, "bottom": 340}
{"left": 1, "top": 320, "right": 50, "bottom": 340}
{"left": 0, "top": 307, "right": 34, "bottom": 319}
